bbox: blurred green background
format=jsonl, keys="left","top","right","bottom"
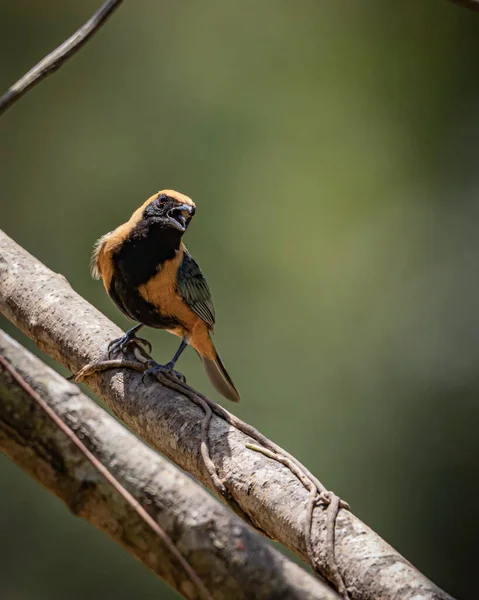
{"left": 1, "top": 1, "right": 478, "bottom": 598}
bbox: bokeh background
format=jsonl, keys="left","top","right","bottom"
{"left": 1, "top": 1, "right": 479, "bottom": 598}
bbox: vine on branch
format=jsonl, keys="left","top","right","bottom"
{"left": 75, "top": 346, "right": 350, "bottom": 598}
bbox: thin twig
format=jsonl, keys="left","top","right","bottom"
{"left": 245, "top": 444, "right": 317, "bottom": 496}
{"left": 175, "top": 379, "right": 349, "bottom": 511}
{"left": 163, "top": 375, "right": 350, "bottom": 510}
{"left": 157, "top": 373, "right": 228, "bottom": 499}
{"left": 449, "top": 0, "right": 479, "bottom": 11}
{"left": 74, "top": 358, "right": 145, "bottom": 382}
{"left": 325, "top": 493, "right": 349, "bottom": 599}
{"left": 0, "top": 355, "right": 214, "bottom": 600}
{"left": 244, "top": 442, "right": 326, "bottom": 579}
{"left": 0, "top": 0, "right": 123, "bottom": 117}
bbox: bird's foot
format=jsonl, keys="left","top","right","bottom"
{"left": 108, "top": 331, "right": 152, "bottom": 358}
{"left": 141, "top": 360, "right": 186, "bottom": 384}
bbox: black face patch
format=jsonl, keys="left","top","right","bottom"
{"left": 142, "top": 194, "right": 182, "bottom": 221}
{"left": 143, "top": 194, "right": 168, "bottom": 219}
{"left": 142, "top": 194, "right": 194, "bottom": 233}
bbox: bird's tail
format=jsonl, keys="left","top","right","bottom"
{"left": 201, "top": 349, "right": 240, "bottom": 403}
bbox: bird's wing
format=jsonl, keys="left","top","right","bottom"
{"left": 176, "top": 250, "right": 215, "bottom": 330}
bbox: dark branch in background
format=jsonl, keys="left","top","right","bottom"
{"left": 0, "top": 330, "right": 335, "bottom": 600}
{"left": 0, "top": 353, "right": 213, "bottom": 600}
{"left": 0, "top": 0, "right": 475, "bottom": 118}
{"left": 0, "top": 229, "right": 455, "bottom": 600}
{"left": 450, "top": 0, "right": 479, "bottom": 12}
{"left": 0, "top": 0, "right": 123, "bottom": 117}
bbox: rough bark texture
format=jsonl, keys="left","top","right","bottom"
{"left": 0, "top": 330, "right": 335, "bottom": 600}
{"left": 0, "top": 229, "right": 454, "bottom": 600}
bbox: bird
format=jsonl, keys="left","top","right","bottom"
{"left": 91, "top": 189, "right": 240, "bottom": 403}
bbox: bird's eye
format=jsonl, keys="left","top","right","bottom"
{"left": 158, "top": 194, "right": 167, "bottom": 204}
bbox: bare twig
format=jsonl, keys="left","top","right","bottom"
{"left": 449, "top": 0, "right": 479, "bottom": 11}
{"left": 0, "top": 0, "right": 123, "bottom": 117}
{"left": 75, "top": 357, "right": 145, "bottom": 380}
{"left": 0, "top": 0, "right": 476, "bottom": 117}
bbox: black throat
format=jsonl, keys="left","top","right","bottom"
{"left": 113, "top": 220, "right": 182, "bottom": 287}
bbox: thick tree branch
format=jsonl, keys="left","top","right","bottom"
{"left": 0, "top": 330, "right": 334, "bottom": 600}
{"left": 0, "top": 229, "right": 454, "bottom": 600}
{"left": 0, "top": 0, "right": 123, "bottom": 117}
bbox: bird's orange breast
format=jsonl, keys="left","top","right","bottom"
{"left": 137, "top": 248, "right": 215, "bottom": 359}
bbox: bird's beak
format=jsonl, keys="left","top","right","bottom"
{"left": 167, "top": 203, "right": 195, "bottom": 232}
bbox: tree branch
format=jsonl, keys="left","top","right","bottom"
{"left": 0, "top": 0, "right": 477, "bottom": 119}
{"left": 0, "top": 229, "right": 454, "bottom": 600}
{"left": 0, "top": 330, "right": 334, "bottom": 600}
{"left": 449, "top": 0, "right": 479, "bottom": 11}
{"left": 0, "top": 0, "right": 123, "bottom": 117}
{"left": 0, "top": 349, "right": 213, "bottom": 600}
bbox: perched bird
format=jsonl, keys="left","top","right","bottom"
{"left": 91, "top": 189, "right": 240, "bottom": 402}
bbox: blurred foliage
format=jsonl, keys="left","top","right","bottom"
{"left": 1, "top": 1, "right": 479, "bottom": 599}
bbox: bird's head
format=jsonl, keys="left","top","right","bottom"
{"left": 142, "top": 190, "right": 196, "bottom": 233}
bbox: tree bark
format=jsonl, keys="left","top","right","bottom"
{"left": 0, "top": 229, "right": 454, "bottom": 600}
{"left": 0, "top": 330, "right": 335, "bottom": 600}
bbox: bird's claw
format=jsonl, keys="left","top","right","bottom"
{"left": 107, "top": 337, "right": 128, "bottom": 357}
{"left": 141, "top": 361, "right": 186, "bottom": 384}
{"left": 108, "top": 334, "right": 152, "bottom": 358}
